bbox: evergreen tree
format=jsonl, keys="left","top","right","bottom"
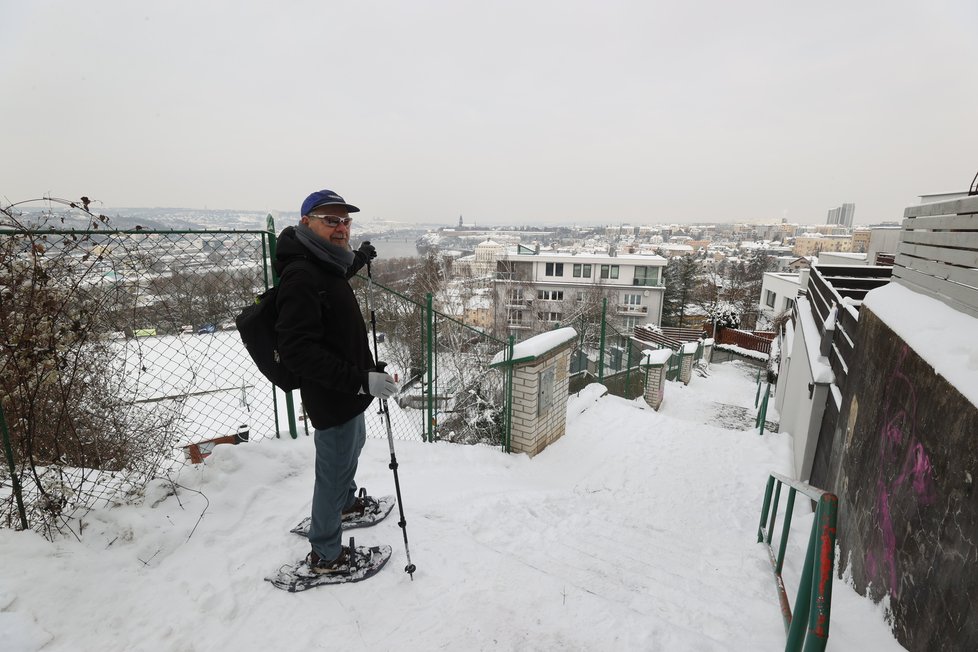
{"left": 661, "top": 255, "right": 698, "bottom": 327}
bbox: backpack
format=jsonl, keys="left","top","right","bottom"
{"left": 235, "top": 262, "right": 314, "bottom": 391}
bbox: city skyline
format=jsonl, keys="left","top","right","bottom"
{"left": 3, "top": 2, "right": 976, "bottom": 226}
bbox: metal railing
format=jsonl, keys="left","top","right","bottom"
{"left": 757, "top": 472, "right": 839, "bottom": 652}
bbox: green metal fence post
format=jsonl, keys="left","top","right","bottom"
{"left": 786, "top": 502, "right": 820, "bottom": 651}
{"left": 0, "top": 403, "right": 29, "bottom": 530}
{"left": 266, "top": 214, "right": 297, "bottom": 440}
{"left": 625, "top": 340, "right": 632, "bottom": 397}
{"left": 758, "top": 383, "right": 771, "bottom": 435}
{"left": 504, "top": 335, "right": 515, "bottom": 453}
{"left": 805, "top": 495, "right": 838, "bottom": 651}
{"left": 432, "top": 307, "right": 439, "bottom": 442}
{"left": 776, "top": 488, "right": 797, "bottom": 574}
{"left": 767, "top": 481, "right": 783, "bottom": 545}
{"left": 426, "top": 293, "right": 435, "bottom": 443}
{"left": 598, "top": 298, "right": 607, "bottom": 382}
{"left": 757, "top": 475, "right": 775, "bottom": 542}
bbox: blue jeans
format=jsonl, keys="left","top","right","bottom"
{"left": 308, "top": 413, "right": 366, "bottom": 560}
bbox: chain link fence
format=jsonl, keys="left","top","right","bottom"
{"left": 565, "top": 302, "right": 647, "bottom": 400}
{"left": 352, "top": 275, "right": 512, "bottom": 448}
{"left": 0, "top": 207, "right": 279, "bottom": 537}
{"left": 1, "top": 205, "right": 515, "bottom": 538}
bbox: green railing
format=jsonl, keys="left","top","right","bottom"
{"left": 756, "top": 372, "right": 772, "bottom": 435}
{"left": 757, "top": 473, "right": 838, "bottom": 652}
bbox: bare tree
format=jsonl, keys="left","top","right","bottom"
{"left": 1, "top": 199, "right": 179, "bottom": 535}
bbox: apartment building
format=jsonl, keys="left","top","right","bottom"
{"left": 792, "top": 234, "right": 852, "bottom": 256}
{"left": 494, "top": 250, "right": 668, "bottom": 335}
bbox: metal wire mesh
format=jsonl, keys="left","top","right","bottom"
{"left": 0, "top": 221, "right": 274, "bottom": 537}
{"left": 350, "top": 275, "right": 510, "bottom": 448}
{"left": 1, "top": 217, "right": 515, "bottom": 537}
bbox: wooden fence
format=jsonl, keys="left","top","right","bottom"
{"left": 895, "top": 194, "right": 978, "bottom": 319}
{"left": 715, "top": 327, "right": 774, "bottom": 355}
{"left": 805, "top": 265, "right": 892, "bottom": 401}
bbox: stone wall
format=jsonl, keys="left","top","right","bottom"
{"left": 829, "top": 307, "right": 978, "bottom": 651}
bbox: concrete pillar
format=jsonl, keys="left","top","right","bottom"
{"left": 641, "top": 348, "right": 673, "bottom": 411}
{"left": 678, "top": 341, "right": 698, "bottom": 385}
{"left": 491, "top": 327, "right": 578, "bottom": 457}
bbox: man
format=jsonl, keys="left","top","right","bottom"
{"left": 273, "top": 188, "right": 397, "bottom": 574}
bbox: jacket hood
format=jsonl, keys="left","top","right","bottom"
{"left": 273, "top": 226, "right": 309, "bottom": 276}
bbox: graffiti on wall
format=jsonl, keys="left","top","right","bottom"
{"left": 866, "top": 345, "right": 936, "bottom": 597}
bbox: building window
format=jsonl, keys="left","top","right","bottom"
{"left": 576, "top": 291, "right": 586, "bottom": 303}
{"left": 545, "top": 262, "right": 564, "bottom": 277}
{"left": 633, "top": 266, "right": 659, "bottom": 286}
{"left": 783, "top": 297, "right": 795, "bottom": 312}
{"left": 623, "top": 293, "right": 642, "bottom": 306}
{"left": 600, "top": 264, "right": 620, "bottom": 280}
{"left": 509, "top": 288, "right": 524, "bottom": 302}
{"left": 765, "top": 290, "right": 776, "bottom": 308}
{"left": 537, "top": 311, "right": 561, "bottom": 322}
{"left": 573, "top": 263, "right": 592, "bottom": 278}
{"left": 623, "top": 316, "right": 640, "bottom": 330}
{"left": 537, "top": 290, "right": 564, "bottom": 301}
{"left": 509, "top": 310, "right": 523, "bottom": 324}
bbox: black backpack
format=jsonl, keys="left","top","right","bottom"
{"left": 235, "top": 262, "right": 314, "bottom": 391}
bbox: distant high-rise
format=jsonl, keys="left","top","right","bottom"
{"left": 826, "top": 203, "right": 855, "bottom": 229}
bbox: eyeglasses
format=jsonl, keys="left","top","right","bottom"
{"left": 308, "top": 215, "right": 353, "bottom": 227}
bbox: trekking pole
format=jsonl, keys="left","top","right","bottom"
{"left": 365, "top": 259, "right": 417, "bottom": 580}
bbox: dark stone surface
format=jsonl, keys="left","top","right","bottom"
{"left": 831, "top": 307, "right": 978, "bottom": 651}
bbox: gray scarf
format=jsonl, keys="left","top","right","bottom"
{"left": 295, "top": 223, "right": 355, "bottom": 275}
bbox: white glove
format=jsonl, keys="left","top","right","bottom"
{"left": 367, "top": 371, "right": 397, "bottom": 399}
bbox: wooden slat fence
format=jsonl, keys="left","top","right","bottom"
{"left": 896, "top": 194, "right": 978, "bottom": 319}
{"left": 715, "top": 328, "right": 774, "bottom": 354}
{"left": 632, "top": 326, "right": 682, "bottom": 351}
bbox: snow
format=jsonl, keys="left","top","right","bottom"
{"left": 796, "top": 297, "right": 835, "bottom": 384}
{"left": 0, "top": 361, "right": 905, "bottom": 651}
{"left": 863, "top": 281, "right": 978, "bottom": 409}
{"left": 681, "top": 341, "right": 698, "bottom": 354}
{"left": 490, "top": 327, "right": 578, "bottom": 366}
{"left": 714, "top": 343, "right": 770, "bottom": 362}
{"left": 641, "top": 348, "right": 674, "bottom": 365}
{"left": 823, "top": 303, "right": 838, "bottom": 331}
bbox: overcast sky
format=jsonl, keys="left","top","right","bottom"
{"left": 2, "top": 1, "right": 976, "bottom": 226}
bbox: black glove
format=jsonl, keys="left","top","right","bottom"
{"left": 358, "top": 241, "right": 377, "bottom": 261}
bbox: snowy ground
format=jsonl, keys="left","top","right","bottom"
{"left": 0, "top": 360, "right": 904, "bottom": 651}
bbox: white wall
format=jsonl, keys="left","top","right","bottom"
{"left": 758, "top": 271, "right": 806, "bottom": 321}
{"left": 867, "top": 228, "right": 902, "bottom": 262}
{"left": 776, "top": 297, "right": 831, "bottom": 481}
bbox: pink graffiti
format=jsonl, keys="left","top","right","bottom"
{"left": 867, "top": 344, "right": 935, "bottom": 598}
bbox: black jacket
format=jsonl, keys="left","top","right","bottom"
{"left": 273, "top": 226, "right": 374, "bottom": 429}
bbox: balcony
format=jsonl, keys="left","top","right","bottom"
{"left": 616, "top": 304, "right": 649, "bottom": 315}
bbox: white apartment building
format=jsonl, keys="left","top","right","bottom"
{"left": 758, "top": 269, "right": 811, "bottom": 324}
{"left": 494, "top": 250, "right": 668, "bottom": 335}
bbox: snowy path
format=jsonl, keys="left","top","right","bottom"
{"left": 0, "top": 362, "right": 903, "bottom": 651}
